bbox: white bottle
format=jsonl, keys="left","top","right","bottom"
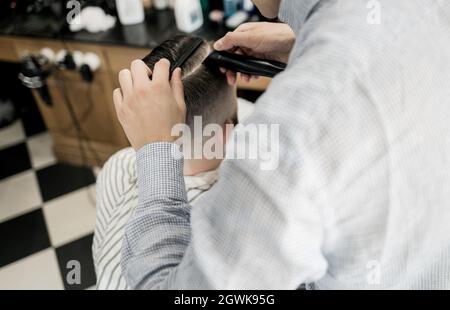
{"left": 174, "top": 0, "right": 204, "bottom": 33}
{"left": 153, "top": 0, "right": 169, "bottom": 10}
{"left": 243, "top": 0, "right": 255, "bottom": 12}
{"left": 115, "top": 0, "right": 145, "bottom": 25}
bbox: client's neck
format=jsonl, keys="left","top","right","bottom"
{"left": 183, "top": 158, "right": 222, "bottom": 176}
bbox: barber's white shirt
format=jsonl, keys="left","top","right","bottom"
{"left": 122, "top": 0, "right": 450, "bottom": 289}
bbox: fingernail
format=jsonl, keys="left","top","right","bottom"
{"left": 214, "top": 40, "right": 223, "bottom": 50}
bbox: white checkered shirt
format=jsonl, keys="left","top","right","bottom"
{"left": 121, "top": 0, "right": 450, "bottom": 289}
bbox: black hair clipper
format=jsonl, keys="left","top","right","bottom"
{"left": 204, "top": 51, "right": 287, "bottom": 78}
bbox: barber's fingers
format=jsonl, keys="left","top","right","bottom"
{"left": 214, "top": 31, "right": 249, "bottom": 51}
{"left": 170, "top": 68, "right": 186, "bottom": 113}
{"left": 130, "top": 60, "right": 151, "bottom": 89}
{"left": 118, "top": 69, "right": 133, "bottom": 98}
{"left": 241, "top": 74, "right": 251, "bottom": 83}
{"left": 113, "top": 88, "right": 123, "bottom": 119}
{"left": 152, "top": 58, "right": 171, "bottom": 85}
{"left": 113, "top": 87, "right": 123, "bottom": 104}
{"left": 219, "top": 68, "right": 237, "bottom": 85}
{"left": 234, "top": 22, "right": 255, "bottom": 32}
{"left": 226, "top": 70, "right": 237, "bottom": 86}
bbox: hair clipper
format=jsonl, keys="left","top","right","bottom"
{"left": 204, "top": 51, "right": 287, "bottom": 78}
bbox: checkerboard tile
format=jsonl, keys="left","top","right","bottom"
{"left": 0, "top": 120, "right": 26, "bottom": 149}
{"left": 36, "top": 163, "right": 96, "bottom": 202}
{"left": 0, "top": 142, "right": 32, "bottom": 180}
{"left": 0, "top": 249, "right": 64, "bottom": 290}
{"left": 0, "top": 119, "right": 98, "bottom": 290}
{"left": 56, "top": 234, "right": 97, "bottom": 290}
{"left": 0, "top": 209, "right": 51, "bottom": 267}
{"left": 0, "top": 171, "right": 41, "bottom": 222}
{"left": 26, "top": 132, "right": 57, "bottom": 169}
{"left": 43, "top": 186, "right": 96, "bottom": 247}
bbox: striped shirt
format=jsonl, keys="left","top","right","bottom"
{"left": 121, "top": 0, "right": 450, "bottom": 289}
{"left": 93, "top": 148, "right": 218, "bottom": 289}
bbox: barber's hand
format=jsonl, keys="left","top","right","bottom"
{"left": 214, "top": 22, "right": 295, "bottom": 85}
{"left": 113, "top": 59, "right": 186, "bottom": 151}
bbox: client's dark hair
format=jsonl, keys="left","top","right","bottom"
{"left": 143, "top": 35, "right": 234, "bottom": 129}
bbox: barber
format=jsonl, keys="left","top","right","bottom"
{"left": 113, "top": 0, "right": 450, "bottom": 289}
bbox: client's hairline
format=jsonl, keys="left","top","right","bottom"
{"left": 179, "top": 43, "right": 213, "bottom": 80}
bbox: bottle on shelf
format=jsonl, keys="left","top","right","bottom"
{"left": 173, "top": 0, "right": 204, "bottom": 33}
{"left": 115, "top": 0, "right": 145, "bottom": 25}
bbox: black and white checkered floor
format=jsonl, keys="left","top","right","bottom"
{"left": 0, "top": 119, "right": 97, "bottom": 290}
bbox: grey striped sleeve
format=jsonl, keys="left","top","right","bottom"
{"left": 93, "top": 148, "right": 137, "bottom": 290}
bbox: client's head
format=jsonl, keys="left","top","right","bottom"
{"left": 143, "top": 35, "right": 237, "bottom": 129}
{"left": 143, "top": 35, "right": 238, "bottom": 175}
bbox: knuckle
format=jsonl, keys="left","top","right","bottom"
{"left": 136, "top": 85, "right": 148, "bottom": 96}
{"left": 152, "top": 80, "right": 164, "bottom": 90}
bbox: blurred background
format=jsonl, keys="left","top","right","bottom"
{"left": 0, "top": 0, "right": 271, "bottom": 290}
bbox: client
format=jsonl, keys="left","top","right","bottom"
{"left": 93, "top": 35, "right": 254, "bottom": 289}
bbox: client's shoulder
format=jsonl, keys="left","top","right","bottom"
{"left": 97, "top": 147, "right": 137, "bottom": 197}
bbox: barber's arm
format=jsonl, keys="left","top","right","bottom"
{"left": 114, "top": 52, "right": 331, "bottom": 288}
